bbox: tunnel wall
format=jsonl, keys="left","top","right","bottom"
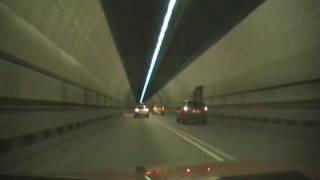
{"left": 0, "top": 57, "right": 124, "bottom": 162}
{"left": 0, "top": 59, "right": 120, "bottom": 107}
{"left": 0, "top": 0, "right": 134, "bottom": 106}
{"left": 0, "top": 0, "right": 135, "bottom": 157}
{"left": 149, "top": 0, "right": 320, "bottom": 124}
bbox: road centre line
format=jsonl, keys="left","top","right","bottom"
{"left": 152, "top": 117, "right": 235, "bottom": 161}
{"left": 153, "top": 117, "right": 223, "bottom": 161}
{"left": 173, "top": 127, "right": 235, "bottom": 160}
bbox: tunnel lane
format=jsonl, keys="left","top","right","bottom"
{"left": 2, "top": 113, "right": 215, "bottom": 175}
{"left": 2, "top": 112, "right": 320, "bottom": 177}
{"left": 154, "top": 113, "right": 320, "bottom": 163}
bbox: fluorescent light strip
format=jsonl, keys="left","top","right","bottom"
{"left": 139, "top": 0, "right": 177, "bottom": 103}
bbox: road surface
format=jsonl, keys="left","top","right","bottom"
{"left": 2, "top": 112, "right": 320, "bottom": 177}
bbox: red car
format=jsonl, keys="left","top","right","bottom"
{"left": 177, "top": 100, "right": 208, "bottom": 124}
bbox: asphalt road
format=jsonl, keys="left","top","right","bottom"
{"left": 2, "top": 112, "right": 320, "bottom": 177}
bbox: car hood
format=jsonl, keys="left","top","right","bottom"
{"left": 1, "top": 162, "right": 319, "bottom": 179}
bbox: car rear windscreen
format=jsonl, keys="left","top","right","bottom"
{"left": 138, "top": 105, "right": 146, "bottom": 108}
{"left": 187, "top": 101, "right": 205, "bottom": 107}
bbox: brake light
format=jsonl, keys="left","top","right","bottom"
{"left": 145, "top": 170, "right": 152, "bottom": 175}
{"left": 156, "top": 170, "right": 160, "bottom": 175}
{"left": 183, "top": 106, "right": 188, "bottom": 112}
{"left": 186, "top": 167, "right": 191, "bottom": 173}
{"left": 134, "top": 108, "right": 139, "bottom": 112}
{"left": 146, "top": 108, "right": 149, "bottom": 112}
{"left": 204, "top": 106, "right": 208, "bottom": 111}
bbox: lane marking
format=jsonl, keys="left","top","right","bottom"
{"left": 152, "top": 117, "right": 224, "bottom": 162}
{"left": 173, "top": 128, "right": 235, "bottom": 161}
{"left": 152, "top": 117, "right": 235, "bottom": 161}
{"left": 145, "top": 175, "right": 152, "bottom": 180}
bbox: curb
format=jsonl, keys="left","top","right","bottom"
{"left": 0, "top": 113, "right": 121, "bottom": 153}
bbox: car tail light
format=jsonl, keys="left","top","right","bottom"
{"left": 134, "top": 108, "right": 139, "bottom": 112}
{"left": 146, "top": 108, "right": 149, "bottom": 112}
{"left": 156, "top": 170, "right": 160, "bottom": 175}
{"left": 183, "top": 106, "right": 188, "bottom": 112}
{"left": 186, "top": 167, "right": 191, "bottom": 173}
{"left": 145, "top": 170, "right": 153, "bottom": 175}
{"left": 204, "top": 106, "right": 208, "bottom": 111}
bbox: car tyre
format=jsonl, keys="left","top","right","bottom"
{"left": 146, "top": 114, "right": 149, "bottom": 118}
{"left": 202, "top": 119, "right": 207, "bottom": 124}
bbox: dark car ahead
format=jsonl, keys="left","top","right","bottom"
{"left": 177, "top": 100, "right": 208, "bottom": 124}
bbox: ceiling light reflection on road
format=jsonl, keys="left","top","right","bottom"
{"left": 139, "top": 0, "right": 177, "bottom": 103}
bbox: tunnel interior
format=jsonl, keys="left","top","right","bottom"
{"left": 0, "top": 0, "right": 320, "bottom": 179}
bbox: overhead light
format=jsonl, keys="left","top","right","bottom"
{"left": 139, "top": 0, "right": 177, "bottom": 103}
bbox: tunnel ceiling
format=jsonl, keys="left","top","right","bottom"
{"left": 101, "top": 0, "right": 265, "bottom": 101}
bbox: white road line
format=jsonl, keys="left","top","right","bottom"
{"left": 174, "top": 128, "right": 235, "bottom": 161}
{"left": 152, "top": 117, "right": 235, "bottom": 161}
{"left": 153, "top": 117, "right": 225, "bottom": 162}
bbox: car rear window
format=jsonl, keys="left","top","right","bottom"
{"left": 187, "top": 101, "right": 205, "bottom": 107}
{"left": 138, "top": 105, "right": 146, "bottom": 108}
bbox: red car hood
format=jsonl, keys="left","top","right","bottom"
{"left": 31, "top": 161, "right": 319, "bottom": 179}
